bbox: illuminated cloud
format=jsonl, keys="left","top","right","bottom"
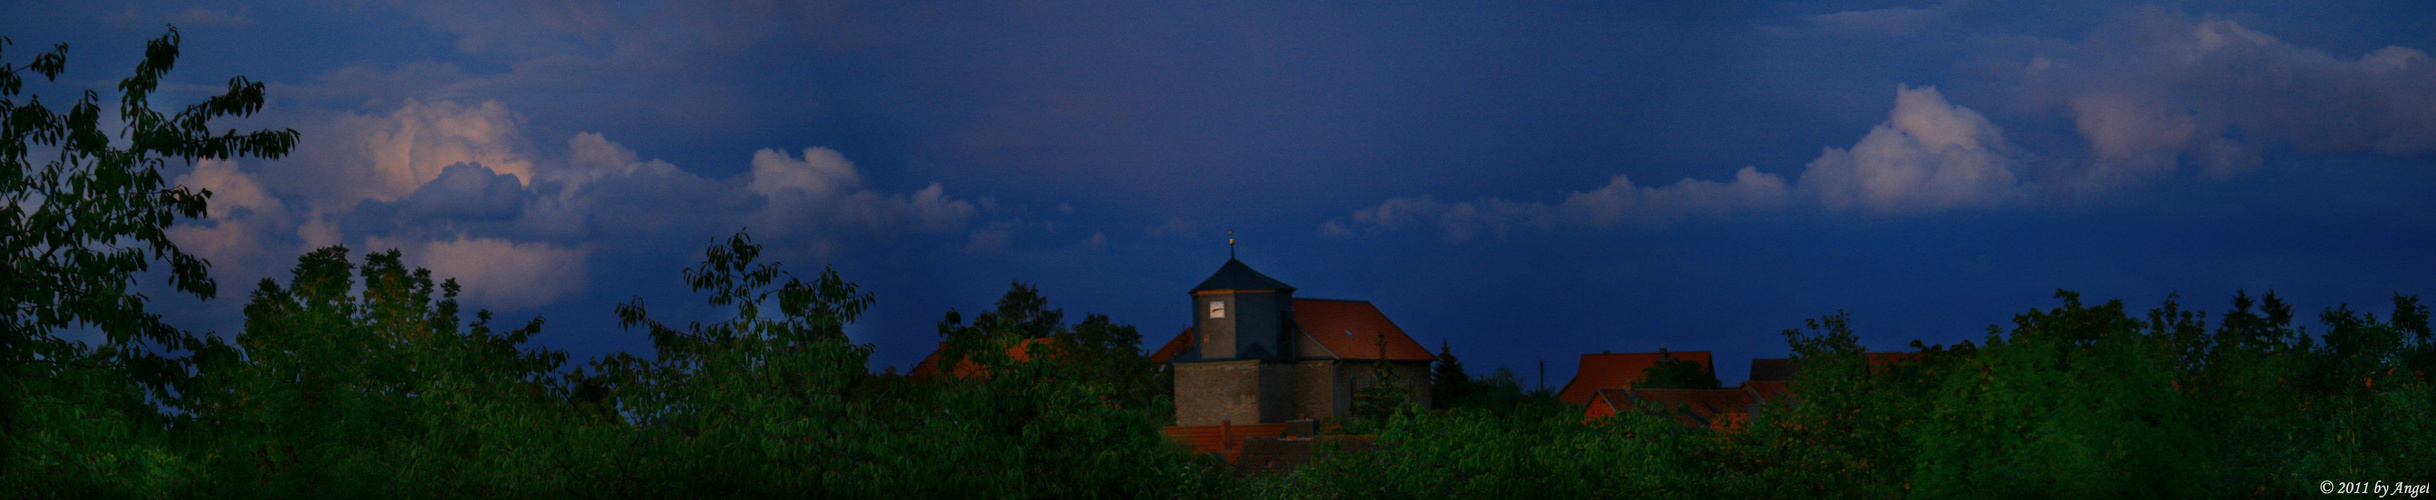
{"left": 177, "top": 99, "right": 994, "bottom": 309}
{"left": 1797, "top": 85, "right": 2020, "bottom": 213}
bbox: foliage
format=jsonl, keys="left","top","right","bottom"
{"left": 1636, "top": 348, "right": 1722, "bottom": 390}
{"left": 2, "top": 26, "right": 296, "bottom": 497}
{"left": 1350, "top": 330, "right": 1411, "bottom": 427}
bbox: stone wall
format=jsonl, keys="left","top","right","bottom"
{"left": 1258, "top": 362, "right": 1299, "bottom": 423}
{"left": 1174, "top": 359, "right": 1264, "bottom": 426}
{"left": 1292, "top": 361, "right": 1338, "bottom": 419}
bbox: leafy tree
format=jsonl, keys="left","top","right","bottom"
{"left": 1636, "top": 348, "right": 1721, "bottom": 390}
{"left": 179, "top": 246, "right": 566, "bottom": 495}
{"left": 975, "top": 280, "right": 1064, "bottom": 339}
{"left": 2, "top": 26, "right": 296, "bottom": 495}
{"left": 1052, "top": 312, "right": 1169, "bottom": 410}
{"left": 1908, "top": 291, "right": 2207, "bottom": 497}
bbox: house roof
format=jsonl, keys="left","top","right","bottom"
{"left": 1557, "top": 351, "right": 1713, "bottom": 406}
{"left": 910, "top": 337, "right": 1062, "bottom": 378}
{"left": 1148, "top": 326, "right": 1194, "bottom": 364}
{"left": 1749, "top": 358, "right": 1798, "bottom": 382}
{"left": 1292, "top": 299, "right": 1434, "bottom": 361}
{"left": 1740, "top": 380, "right": 1794, "bottom": 404}
{"left": 1148, "top": 299, "right": 1436, "bottom": 363}
{"left": 1589, "top": 388, "right": 1760, "bottom": 429}
{"left": 1191, "top": 258, "right": 1295, "bottom": 293}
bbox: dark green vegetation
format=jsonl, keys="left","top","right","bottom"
{"left": 8, "top": 30, "right": 2433, "bottom": 498}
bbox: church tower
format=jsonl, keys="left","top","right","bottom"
{"left": 1186, "top": 258, "right": 1295, "bottom": 361}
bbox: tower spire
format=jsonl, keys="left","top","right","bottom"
{"left": 1228, "top": 230, "right": 1236, "bottom": 259}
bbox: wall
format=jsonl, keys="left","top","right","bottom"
{"left": 1292, "top": 361, "right": 1337, "bottom": 420}
{"left": 1173, "top": 360, "right": 1265, "bottom": 426}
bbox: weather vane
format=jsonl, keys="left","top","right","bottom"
{"left": 1228, "top": 230, "right": 1236, "bottom": 259}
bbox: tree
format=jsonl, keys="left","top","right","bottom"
{"left": 975, "top": 280, "right": 1064, "bottom": 339}
{"left": 2, "top": 26, "right": 299, "bottom": 391}
{"left": 180, "top": 246, "right": 564, "bottom": 495}
{"left": 2, "top": 26, "right": 297, "bottom": 495}
{"left": 1431, "top": 339, "right": 1469, "bottom": 409}
{"left": 1351, "top": 331, "right": 1409, "bottom": 424}
{"left": 1636, "top": 348, "right": 1720, "bottom": 390}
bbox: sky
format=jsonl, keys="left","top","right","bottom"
{"left": 9, "top": 0, "right": 2435, "bottom": 385}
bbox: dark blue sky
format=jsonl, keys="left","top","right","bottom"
{"left": 12, "top": 1, "right": 2434, "bottom": 384}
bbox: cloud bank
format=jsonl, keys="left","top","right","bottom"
{"left": 1334, "top": 8, "right": 2436, "bottom": 241}
{"left": 1332, "top": 85, "right": 2007, "bottom": 241}
{"left": 171, "top": 100, "right": 991, "bottom": 310}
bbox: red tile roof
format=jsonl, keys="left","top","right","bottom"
{"left": 1292, "top": 299, "right": 1435, "bottom": 361}
{"left": 910, "top": 337, "right": 1061, "bottom": 378}
{"left": 1557, "top": 351, "right": 1713, "bottom": 406}
{"left": 1162, "top": 423, "right": 1290, "bottom": 457}
{"left": 1148, "top": 299, "right": 1436, "bottom": 363}
{"left": 1586, "top": 388, "right": 1759, "bottom": 430}
{"left": 1149, "top": 327, "right": 1193, "bottom": 364}
{"left": 1740, "top": 380, "right": 1794, "bottom": 403}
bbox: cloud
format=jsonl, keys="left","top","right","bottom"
{"left": 1779, "top": 1, "right": 1959, "bottom": 38}
{"left": 267, "top": 99, "right": 537, "bottom": 213}
{"left": 166, "top": 160, "right": 299, "bottom": 285}
{"left": 750, "top": 147, "right": 862, "bottom": 200}
{"left": 1332, "top": 85, "right": 2008, "bottom": 240}
{"left": 1333, "top": 8, "right": 2436, "bottom": 241}
{"left": 179, "top": 99, "right": 1000, "bottom": 309}
{"left": 2016, "top": 9, "right": 2436, "bottom": 186}
{"left": 1331, "top": 166, "right": 1794, "bottom": 242}
{"left": 367, "top": 235, "right": 590, "bottom": 310}
{"left": 1797, "top": 85, "right": 2021, "bottom": 213}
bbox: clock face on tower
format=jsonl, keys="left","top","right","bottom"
{"left": 1209, "top": 300, "right": 1226, "bottom": 319}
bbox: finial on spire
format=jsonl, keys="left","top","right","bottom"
{"left": 1228, "top": 230, "right": 1236, "bottom": 259}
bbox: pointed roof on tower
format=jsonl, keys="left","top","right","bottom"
{"left": 1191, "top": 258, "right": 1295, "bottom": 293}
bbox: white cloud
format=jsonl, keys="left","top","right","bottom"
{"left": 370, "top": 235, "right": 590, "bottom": 311}
{"left": 165, "top": 160, "right": 299, "bottom": 285}
{"left": 2017, "top": 9, "right": 2436, "bottom": 185}
{"left": 178, "top": 99, "right": 1002, "bottom": 309}
{"left": 750, "top": 147, "right": 862, "bottom": 200}
{"left": 1332, "top": 85, "right": 2015, "bottom": 240}
{"left": 1797, "top": 85, "right": 2021, "bottom": 213}
{"left": 267, "top": 100, "right": 536, "bottom": 213}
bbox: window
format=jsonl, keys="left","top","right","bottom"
{"left": 1209, "top": 300, "right": 1226, "bottom": 319}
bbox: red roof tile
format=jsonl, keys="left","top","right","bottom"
{"left": 1147, "top": 299, "right": 1437, "bottom": 362}
{"left": 910, "top": 337, "right": 1061, "bottom": 378}
{"left": 1557, "top": 351, "right": 1713, "bottom": 406}
{"left": 1292, "top": 299, "right": 1435, "bottom": 361}
{"left": 1587, "top": 388, "right": 1759, "bottom": 430}
{"left": 1148, "top": 327, "right": 1194, "bottom": 364}
{"left": 1162, "top": 423, "right": 1290, "bottom": 457}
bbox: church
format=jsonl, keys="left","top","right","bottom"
{"left": 1148, "top": 257, "right": 1436, "bottom": 426}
